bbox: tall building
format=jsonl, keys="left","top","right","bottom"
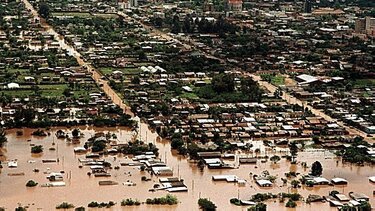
{"left": 365, "top": 16, "right": 375, "bottom": 31}
{"left": 227, "top": 0, "right": 242, "bottom": 12}
{"left": 355, "top": 19, "right": 366, "bottom": 33}
{"left": 129, "top": 0, "right": 138, "bottom": 7}
{"left": 118, "top": 0, "right": 129, "bottom": 9}
{"left": 304, "top": 0, "right": 312, "bottom": 13}
{"left": 355, "top": 16, "right": 375, "bottom": 36}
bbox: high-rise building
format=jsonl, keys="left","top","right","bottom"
{"left": 355, "top": 19, "right": 366, "bottom": 33}
{"left": 304, "top": 0, "right": 312, "bottom": 13}
{"left": 355, "top": 16, "right": 375, "bottom": 36}
{"left": 129, "top": 0, "right": 138, "bottom": 8}
{"left": 365, "top": 16, "right": 375, "bottom": 31}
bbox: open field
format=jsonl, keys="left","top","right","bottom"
{"left": 271, "top": 75, "right": 285, "bottom": 86}
{"left": 353, "top": 79, "right": 375, "bottom": 88}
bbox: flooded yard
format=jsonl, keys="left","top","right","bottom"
{"left": 0, "top": 125, "right": 374, "bottom": 210}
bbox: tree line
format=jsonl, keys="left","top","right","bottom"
{"left": 153, "top": 14, "right": 239, "bottom": 36}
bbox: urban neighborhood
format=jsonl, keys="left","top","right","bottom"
{"left": 0, "top": 0, "right": 374, "bottom": 210}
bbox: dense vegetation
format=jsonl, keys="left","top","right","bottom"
{"left": 311, "top": 161, "right": 323, "bottom": 176}
{"left": 196, "top": 74, "right": 263, "bottom": 103}
{"left": 160, "top": 15, "right": 239, "bottom": 36}
{"left": 198, "top": 198, "right": 217, "bottom": 211}
{"left": 56, "top": 202, "right": 74, "bottom": 209}
{"left": 31, "top": 145, "right": 44, "bottom": 153}
{"left": 145, "top": 194, "right": 178, "bottom": 205}
{"left": 87, "top": 201, "right": 115, "bottom": 208}
{"left": 121, "top": 198, "right": 141, "bottom": 206}
{"left": 339, "top": 201, "right": 372, "bottom": 211}
{"left": 248, "top": 203, "right": 267, "bottom": 211}
{"left": 336, "top": 137, "right": 374, "bottom": 164}
{"left": 119, "top": 141, "right": 159, "bottom": 156}
{"left": 26, "top": 180, "right": 38, "bottom": 187}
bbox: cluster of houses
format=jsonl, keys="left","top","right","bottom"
{"left": 140, "top": 1, "right": 374, "bottom": 73}
{"left": 312, "top": 94, "right": 375, "bottom": 135}
{"left": 146, "top": 101, "right": 349, "bottom": 143}
{"left": 0, "top": 1, "right": 130, "bottom": 126}
{"left": 115, "top": 2, "right": 375, "bottom": 139}
{"left": 30, "top": 0, "right": 118, "bottom": 14}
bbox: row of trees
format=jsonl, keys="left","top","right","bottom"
{"left": 196, "top": 74, "right": 263, "bottom": 103}
{"left": 166, "top": 15, "right": 239, "bottom": 36}
{"left": 119, "top": 140, "right": 159, "bottom": 156}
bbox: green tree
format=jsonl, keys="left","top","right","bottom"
{"left": 137, "top": 50, "right": 147, "bottom": 60}
{"left": 285, "top": 199, "right": 296, "bottom": 208}
{"left": 248, "top": 202, "right": 267, "bottom": 211}
{"left": 312, "top": 136, "right": 320, "bottom": 144}
{"left": 270, "top": 155, "right": 281, "bottom": 164}
{"left": 26, "top": 180, "right": 38, "bottom": 187}
{"left": 291, "top": 180, "right": 300, "bottom": 188}
{"left": 153, "top": 17, "right": 163, "bottom": 27}
{"left": 288, "top": 142, "right": 298, "bottom": 163}
{"left": 56, "top": 202, "right": 74, "bottom": 209}
{"left": 63, "top": 88, "right": 72, "bottom": 97}
{"left": 358, "top": 201, "right": 372, "bottom": 211}
{"left": 38, "top": 3, "right": 50, "bottom": 19}
{"left": 15, "top": 207, "right": 27, "bottom": 211}
{"left": 211, "top": 73, "right": 235, "bottom": 93}
{"left": 131, "top": 76, "right": 140, "bottom": 84}
{"left": 92, "top": 140, "right": 106, "bottom": 152}
{"left": 171, "top": 138, "right": 184, "bottom": 149}
{"left": 311, "top": 161, "right": 323, "bottom": 176}
{"left": 72, "top": 129, "right": 80, "bottom": 138}
{"left": 31, "top": 145, "right": 43, "bottom": 153}
{"left": 75, "top": 207, "right": 85, "bottom": 211}
{"left": 240, "top": 77, "right": 263, "bottom": 102}
{"left": 14, "top": 108, "right": 35, "bottom": 125}
{"left": 171, "top": 15, "right": 181, "bottom": 34}
{"left": 198, "top": 198, "right": 216, "bottom": 211}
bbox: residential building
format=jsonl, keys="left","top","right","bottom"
{"left": 228, "top": 0, "right": 242, "bottom": 12}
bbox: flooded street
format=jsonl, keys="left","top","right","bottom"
{"left": 1, "top": 125, "right": 374, "bottom": 210}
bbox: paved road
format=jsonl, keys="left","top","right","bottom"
{"left": 22, "top": 0, "right": 133, "bottom": 117}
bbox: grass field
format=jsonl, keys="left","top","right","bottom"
{"left": 0, "top": 90, "right": 33, "bottom": 97}
{"left": 1, "top": 83, "right": 99, "bottom": 98}
{"left": 100, "top": 67, "right": 141, "bottom": 75}
{"left": 353, "top": 79, "right": 375, "bottom": 88}
{"left": 179, "top": 92, "right": 199, "bottom": 100}
{"left": 271, "top": 75, "right": 285, "bottom": 86}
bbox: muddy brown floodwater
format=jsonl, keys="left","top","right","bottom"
{"left": 0, "top": 124, "right": 374, "bottom": 211}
